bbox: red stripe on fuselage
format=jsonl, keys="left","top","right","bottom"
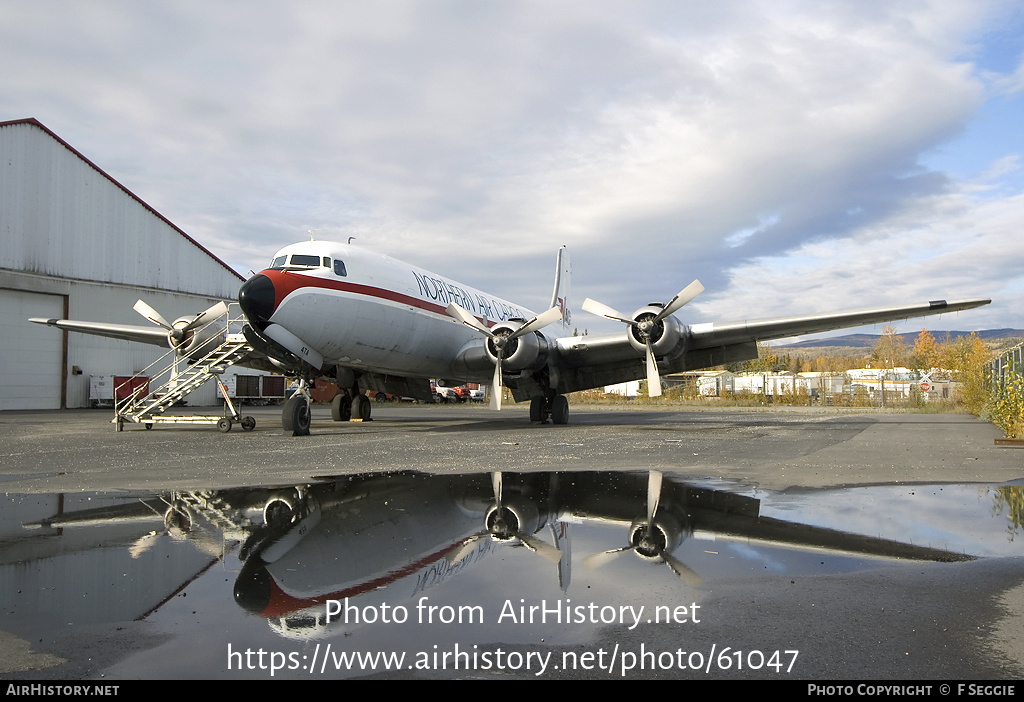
{"left": 259, "top": 269, "right": 496, "bottom": 326}
{"left": 261, "top": 269, "right": 445, "bottom": 317}
{"left": 258, "top": 535, "right": 484, "bottom": 618}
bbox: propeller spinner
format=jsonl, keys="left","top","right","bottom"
{"left": 581, "top": 280, "right": 703, "bottom": 397}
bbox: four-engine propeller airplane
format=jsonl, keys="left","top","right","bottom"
{"left": 32, "top": 239, "right": 990, "bottom": 435}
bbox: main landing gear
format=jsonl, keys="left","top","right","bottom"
{"left": 330, "top": 392, "right": 372, "bottom": 422}
{"left": 281, "top": 378, "right": 375, "bottom": 436}
{"left": 529, "top": 393, "right": 569, "bottom": 425}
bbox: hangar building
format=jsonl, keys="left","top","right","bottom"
{"left": 0, "top": 118, "right": 245, "bottom": 410}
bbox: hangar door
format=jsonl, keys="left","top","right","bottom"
{"left": 0, "top": 289, "right": 64, "bottom": 410}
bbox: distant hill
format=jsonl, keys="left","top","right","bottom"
{"left": 777, "top": 329, "right": 1024, "bottom": 349}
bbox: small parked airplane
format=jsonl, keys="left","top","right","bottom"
{"left": 32, "top": 239, "right": 990, "bottom": 435}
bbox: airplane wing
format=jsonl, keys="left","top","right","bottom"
{"left": 544, "top": 297, "right": 991, "bottom": 398}
{"left": 685, "top": 298, "right": 992, "bottom": 349}
{"left": 29, "top": 318, "right": 169, "bottom": 345}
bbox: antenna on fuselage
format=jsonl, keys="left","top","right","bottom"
{"left": 348, "top": 237, "right": 356, "bottom": 244}
{"left": 307, "top": 229, "right": 325, "bottom": 241}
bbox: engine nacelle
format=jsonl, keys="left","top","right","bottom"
{"left": 164, "top": 503, "right": 193, "bottom": 533}
{"left": 485, "top": 496, "right": 541, "bottom": 542}
{"left": 263, "top": 488, "right": 308, "bottom": 529}
{"left": 170, "top": 315, "right": 227, "bottom": 360}
{"left": 628, "top": 513, "right": 684, "bottom": 561}
{"left": 626, "top": 305, "right": 684, "bottom": 357}
{"left": 486, "top": 322, "right": 547, "bottom": 371}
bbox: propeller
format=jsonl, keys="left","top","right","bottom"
{"left": 447, "top": 471, "right": 562, "bottom": 564}
{"left": 583, "top": 471, "right": 701, "bottom": 585}
{"left": 134, "top": 299, "right": 229, "bottom": 347}
{"left": 581, "top": 280, "right": 703, "bottom": 397}
{"left": 446, "top": 304, "right": 563, "bottom": 409}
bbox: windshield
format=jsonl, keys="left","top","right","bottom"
{"left": 269, "top": 254, "right": 326, "bottom": 270}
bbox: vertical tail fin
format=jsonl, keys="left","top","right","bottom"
{"left": 548, "top": 246, "right": 572, "bottom": 334}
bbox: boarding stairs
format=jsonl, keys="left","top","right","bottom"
{"left": 166, "top": 490, "right": 253, "bottom": 539}
{"left": 114, "top": 304, "right": 258, "bottom": 432}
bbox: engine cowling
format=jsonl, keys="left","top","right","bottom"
{"left": 485, "top": 321, "right": 547, "bottom": 371}
{"left": 485, "top": 495, "right": 541, "bottom": 542}
{"left": 628, "top": 513, "right": 684, "bottom": 561}
{"left": 626, "top": 305, "right": 684, "bottom": 357}
{"left": 170, "top": 315, "right": 227, "bottom": 360}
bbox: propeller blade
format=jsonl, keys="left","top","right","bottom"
{"left": 446, "top": 534, "right": 486, "bottom": 564}
{"left": 584, "top": 546, "right": 633, "bottom": 570}
{"left": 184, "top": 301, "right": 229, "bottom": 332}
{"left": 655, "top": 280, "right": 704, "bottom": 321}
{"left": 512, "top": 306, "right": 564, "bottom": 338}
{"left": 134, "top": 299, "right": 171, "bottom": 329}
{"left": 491, "top": 471, "right": 503, "bottom": 507}
{"left": 491, "top": 356, "right": 503, "bottom": 410}
{"left": 129, "top": 532, "right": 160, "bottom": 559}
{"left": 663, "top": 552, "right": 703, "bottom": 586}
{"left": 647, "top": 471, "right": 663, "bottom": 525}
{"left": 581, "top": 298, "right": 635, "bottom": 326}
{"left": 645, "top": 340, "right": 663, "bottom": 397}
{"left": 519, "top": 534, "right": 563, "bottom": 563}
{"left": 446, "top": 303, "right": 493, "bottom": 337}
{"left": 583, "top": 546, "right": 633, "bottom": 570}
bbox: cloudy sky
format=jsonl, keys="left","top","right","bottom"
{"left": 2, "top": 0, "right": 1021, "bottom": 338}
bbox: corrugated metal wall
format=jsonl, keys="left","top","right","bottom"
{"left": 0, "top": 119, "right": 248, "bottom": 409}
{"left": 0, "top": 120, "right": 241, "bottom": 299}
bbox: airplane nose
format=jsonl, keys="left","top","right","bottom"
{"left": 238, "top": 274, "right": 276, "bottom": 329}
{"left": 233, "top": 559, "right": 272, "bottom": 614}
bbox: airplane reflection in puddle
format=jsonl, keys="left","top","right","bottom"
{"left": 13, "top": 472, "right": 996, "bottom": 642}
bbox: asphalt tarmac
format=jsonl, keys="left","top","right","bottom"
{"left": 1, "top": 403, "right": 1022, "bottom": 680}
{"left": 0, "top": 403, "right": 1019, "bottom": 492}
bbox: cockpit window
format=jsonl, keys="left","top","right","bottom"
{"left": 269, "top": 254, "right": 332, "bottom": 270}
{"left": 289, "top": 254, "right": 321, "bottom": 267}
{"left": 334, "top": 259, "right": 347, "bottom": 277}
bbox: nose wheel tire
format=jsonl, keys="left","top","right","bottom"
{"left": 283, "top": 397, "right": 311, "bottom": 436}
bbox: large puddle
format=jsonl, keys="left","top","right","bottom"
{"left": 2, "top": 472, "right": 1022, "bottom": 679}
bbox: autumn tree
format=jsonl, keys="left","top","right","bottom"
{"left": 911, "top": 329, "right": 939, "bottom": 370}
{"left": 872, "top": 325, "right": 908, "bottom": 369}
{"left": 938, "top": 332, "right": 989, "bottom": 412}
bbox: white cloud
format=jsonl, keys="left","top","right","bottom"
{"left": 694, "top": 171, "right": 1023, "bottom": 333}
{"left": 0, "top": 0, "right": 1019, "bottom": 330}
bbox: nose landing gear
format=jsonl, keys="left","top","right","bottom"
{"left": 283, "top": 379, "right": 313, "bottom": 436}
